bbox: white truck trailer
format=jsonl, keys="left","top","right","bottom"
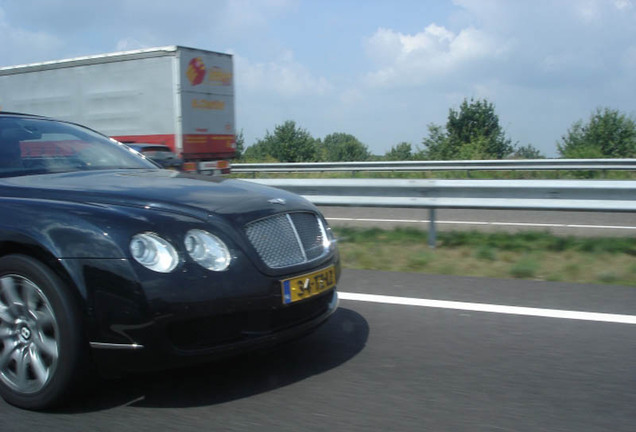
{"left": 0, "top": 46, "right": 236, "bottom": 174}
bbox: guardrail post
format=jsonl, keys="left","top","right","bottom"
{"left": 428, "top": 208, "right": 437, "bottom": 248}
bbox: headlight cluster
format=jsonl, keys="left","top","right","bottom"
{"left": 130, "top": 230, "right": 231, "bottom": 273}
{"left": 130, "top": 233, "right": 178, "bottom": 273}
{"left": 184, "top": 229, "right": 232, "bottom": 271}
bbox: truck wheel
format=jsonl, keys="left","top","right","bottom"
{"left": 0, "top": 255, "right": 86, "bottom": 410}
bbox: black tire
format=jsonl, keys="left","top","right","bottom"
{"left": 0, "top": 254, "right": 87, "bottom": 410}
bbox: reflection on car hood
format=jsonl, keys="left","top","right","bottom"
{"left": 0, "top": 170, "right": 313, "bottom": 222}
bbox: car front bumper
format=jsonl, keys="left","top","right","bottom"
{"left": 62, "top": 255, "right": 341, "bottom": 373}
{"left": 89, "top": 289, "right": 339, "bottom": 372}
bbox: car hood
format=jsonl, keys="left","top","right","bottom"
{"left": 0, "top": 169, "right": 314, "bottom": 223}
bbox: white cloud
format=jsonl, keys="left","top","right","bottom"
{"left": 575, "top": 0, "right": 633, "bottom": 22}
{"left": 363, "top": 24, "right": 508, "bottom": 88}
{"left": 236, "top": 51, "right": 332, "bottom": 98}
{"left": 340, "top": 88, "right": 364, "bottom": 106}
{"left": 575, "top": 1, "right": 602, "bottom": 23}
{"left": 615, "top": 0, "right": 633, "bottom": 10}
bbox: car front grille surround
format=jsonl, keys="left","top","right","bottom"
{"left": 245, "top": 212, "right": 330, "bottom": 269}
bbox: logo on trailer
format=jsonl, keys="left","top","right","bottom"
{"left": 186, "top": 57, "right": 206, "bottom": 86}
{"left": 207, "top": 66, "right": 232, "bottom": 86}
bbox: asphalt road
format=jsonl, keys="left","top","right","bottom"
{"left": 2, "top": 269, "right": 636, "bottom": 431}
{"left": 320, "top": 207, "right": 636, "bottom": 237}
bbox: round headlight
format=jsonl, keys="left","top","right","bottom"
{"left": 130, "top": 233, "right": 178, "bottom": 273}
{"left": 184, "top": 229, "right": 231, "bottom": 271}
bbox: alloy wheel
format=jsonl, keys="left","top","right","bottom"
{"left": 0, "top": 274, "right": 59, "bottom": 394}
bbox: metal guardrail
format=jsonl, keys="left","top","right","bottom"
{"left": 245, "top": 178, "right": 636, "bottom": 247}
{"left": 233, "top": 159, "right": 636, "bottom": 173}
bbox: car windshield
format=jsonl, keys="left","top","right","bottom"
{"left": 0, "top": 116, "right": 157, "bottom": 178}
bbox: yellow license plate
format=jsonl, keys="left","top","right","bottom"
{"left": 281, "top": 266, "right": 336, "bottom": 304}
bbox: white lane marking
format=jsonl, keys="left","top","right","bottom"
{"left": 565, "top": 223, "right": 636, "bottom": 230}
{"left": 327, "top": 217, "right": 636, "bottom": 230}
{"left": 338, "top": 292, "right": 636, "bottom": 325}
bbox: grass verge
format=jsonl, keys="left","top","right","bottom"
{"left": 333, "top": 227, "right": 636, "bottom": 286}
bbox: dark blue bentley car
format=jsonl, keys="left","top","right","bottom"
{"left": 0, "top": 113, "right": 340, "bottom": 410}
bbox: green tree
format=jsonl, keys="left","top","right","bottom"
{"left": 419, "top": 124, "right": 450, "bottom": 159}
{"left": 242, "top": 139, "right": 273, "bottom": 161}
{"left": 320, "top": 132, "right": 370, "bottom": 161}
{"left": 558, "top": 108, "right": 636, "bottom": 158}
{"left": 513, "top": 144, "right": 544, "bottom": 159}
{"left": 384, "top": 142, "right": 413, "bottom": 161}
{"left": 421, "top": 98, "right": 515, "bottom": 160}
{"left": 244, "top": 120, "right": 318, "bottom": 162}
{"left": 233, "top": 130, "right": 245, "bottom": 160}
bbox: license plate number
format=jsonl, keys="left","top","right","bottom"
{"left": 281, "top": 266, "right": 336, "bottom": 304}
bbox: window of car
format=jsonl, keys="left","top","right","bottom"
{"left": 140, "top": 148, "right": 178, "bottom": 161}
{"left": 0, "top": 116, "right": 157, "bottom": 177}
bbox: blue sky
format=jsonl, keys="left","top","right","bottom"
{"left": 1, "top": 0, "right": 635, "bottom": 156}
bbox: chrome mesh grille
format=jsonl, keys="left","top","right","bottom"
{"left": 289, "top": 212, "right": 326, "bottom": 261}
{"left": 245, "top": 212, "right": 328, "bottom": 269}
